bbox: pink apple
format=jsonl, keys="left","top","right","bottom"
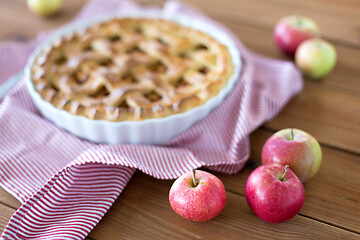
{"left": 295, "top": 38, "right": 337, "bottom": 79}
{"left": 262, "top": 128, "right": 322, "bottom": 182}
{"left": 245, "top": 164, "right": 305, "bottom": 223}
{"left": 274, "top": 15, "right": 319, "bottom": 56}
{"left": 169, "top": 169, "right": 226, "bottom": 222}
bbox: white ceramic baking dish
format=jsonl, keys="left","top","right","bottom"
{"left": 24, "top": 9, "right": 242, "bottom": 144}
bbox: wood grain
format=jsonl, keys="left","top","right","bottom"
{"left": 0, "top": 188, "right": 20, "bottom": 210}
{"left": 139, "top": 0, "right": 360, "bottom": 47}
{"left": 1, "top": 128, "right": 358, "bottom": 236}
{"left": 217, "top": 129, "right": 360, "bottom": 233}
{"left": 223, "top": 22, "right": 360, "bottom": 153}
{"left": 2, "top": 0, "right": 359, "bottom": 96}
{"left": 1, "top": 0, "right": 359, "bottom": 153}
{"left": 87, "top": 171, "right": 359, "bottom": 240}
{"left": 1, "top": 130, "right": 357, "bottom": 235}
{"left": 265, "top": 85, "right": 360, "bottom": 154}
{"left": 223, "top": 22, "right": 360, "bottom": 96}
{"left": 0, "top": 0, "right": 86, "bottom": 42}
{"left": 0, "top": 0, "right": 359, "bottom": 239}
{"left": 0, "top": 204, "right": 15, "bottom": 235}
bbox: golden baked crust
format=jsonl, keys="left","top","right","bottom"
{"left": 31, "top": 18, "right": 234, "bottom": 121}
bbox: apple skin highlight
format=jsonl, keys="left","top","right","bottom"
{"left": 245, "top": 164, "right": 305, "bottom": 223}
{"left": 261, "top": 128, "right": 322, "bottom": 182}
{"left": 169, "top": 170, "right": 226, "bottom": 222}
{"left": 27, "top": 0, "right": 62, "bottom": 17}
{"left": 274, "top": 15, "right": 319, "bottom": 56}
{"left": 295, "top": 39, "right": 337, "bottom": 79}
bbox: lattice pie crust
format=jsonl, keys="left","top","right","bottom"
{"left": 31, "top": 18, "right": 234, "bottom": 121}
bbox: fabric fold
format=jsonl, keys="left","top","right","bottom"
{"left": 0, "top": 0, "right": 303, "bottom": 239}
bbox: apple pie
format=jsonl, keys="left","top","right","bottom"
{"left": 31, "top": 18, "right": 234, "bottom": 121}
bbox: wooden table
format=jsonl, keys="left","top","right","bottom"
{"left": 1, "top": 0, "right": 359, "bottom": 239}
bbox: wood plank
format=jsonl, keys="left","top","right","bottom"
{"left": 0, "top": 0, "right": 358, "bottom": 239}
{"left": 0, "top": 187, "right": 20, "bottom": 209}
{"left": 264, "top": 85, "right": 360, "bottom": 153}
{"left": 215, "top": 23, "right": 360, "bottom": 153}
{"left": 1, "top": 130, "right": 358, "bottom": 234}
{"left": 88, "top": 171, "right": 359, "bottom": 240}
{"left": 139, "top": 0, "right": 360, "bottom": 47}
{"left": 1, "top": 130, "right": 358, "bottom": 236}
{"left": 223, "top": 23, "right": 360, "bottom": 153}
{"left": 1, "top": 1, "right": 359, "bottom": 95}
{"left": 1, "top": 136, "right": 358, "bottom": 235}
{"left": 1, "top": 0, "right": 359, "bottom": 153}
{"left": 0, "top": 0, "right": 87, "bottom": 42}
{"left": 1, "top": 125, "right": 359, "bottom": 235}
{"left": 1, "top": 142, "right": 359, "bottom": 239}
{"left": 223, "top": 22, "right": 360, "bottom": 96}
{"left": 0, "top": 204, "right": 15, "bottom": 235}
{"left": 216, "top": 129, "right": 360, "bottom": 233}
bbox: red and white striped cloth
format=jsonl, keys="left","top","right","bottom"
{"left": 0, "top": 0, "right": 303, "bottom": 239}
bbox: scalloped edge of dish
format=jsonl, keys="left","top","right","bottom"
{"left": 24, "top": 9, "right": 242, "bottom": 144}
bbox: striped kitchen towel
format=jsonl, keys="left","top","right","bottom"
{"left": 0, "top": 0, "right": 303, "bottom": 239}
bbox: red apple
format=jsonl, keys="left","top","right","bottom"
{"left": 295, "top": 38, "right": 337, "bottom": 79}
{"left": 169, "top": 169, "right": 226, "bottom": 222}
{"left": 245, "top": 164, "right": 305, "bottom": 223}
{"left": 274, "top": 15, "right": 319, "bottom": 56}
{"left": 262, "top": 128, "right": 322, "bottom": 182}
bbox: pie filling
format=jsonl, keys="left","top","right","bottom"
{"left": 31, "top": 18, "right": 234, "bottom": 121}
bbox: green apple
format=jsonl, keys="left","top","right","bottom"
{"left": 295, "top": 39, "right": 337, "bottom": 79}
{"left": 27, "top": 0, "right": 62, "bottom": 17}
{"left": 262, "top": 128, "right": 322, "bottom": 182}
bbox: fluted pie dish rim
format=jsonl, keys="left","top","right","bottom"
{"left": 24, "top": 9, "right": 242, "bottom": 144}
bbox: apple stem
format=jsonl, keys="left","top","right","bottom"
{"left": 192, "top": 169, "right": 198, "bottom": 187}
{"left": 291, "top": 128, "right": 294, "bottom": 140}
{"left": 280, "top": 165, "right": 289, "bottom": 182}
